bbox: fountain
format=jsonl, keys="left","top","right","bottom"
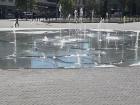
{"left": 68, "top": 14, "right": 71, "bottom": 21}
{"left": 120, "top": 16, "right": 126, "bottom": 64}
{"left": 59, "top": 4, "right": 62, "bottom": 21}
{"left": 105, "top": 33, "right": 119, "bottom": 50}
{"left": 74, "top": 9, "right": 78, "bottom": 23}
{"left": 33, "top": 41, "right": 38, "bottom": 51}
{"left": 97, "top": 18, "right": 104, "bottom": 49}
{"left": 76, "top": 53, "right": 81, "bottom": 66}
{"left": 80, "top": 8, "right": 83, "bottom": 23}
{"left": 106, "top": 12, "right": 109, "bottom": 22}
{"left": 135, "top": 32, "right": 139, "bottom": 61}
{"left": 12, "top": 28, "right": 17, "bottom": 63}
{"left": 0, "top": 26, "right": 140, "bottom": 69}
{"left": 42, "top": 36, "right": 48, "bottom": 42}
{"left": 68, "top": 14, "right": 71, "bottom": 40}
{"left": 105, "top": 33, "right": 110, "bottom": 49}
{"left": 91, "top": 10, "right": 94, "bottom": 22}
{"left": 6, "top": 27, "right": 17, "bottom": 63}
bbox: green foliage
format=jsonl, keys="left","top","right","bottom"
{"left": 118, "top": 0, "right": 137, "bottom": 15}
{"left": 59, "top": 0, "right": 75, "bottom": 17}
{"left": 85, "top": 0, "right": 96, "bottom": 11}
{"left": 84, "top": 0, "right": 96, "bottom": 17}
{"left": 15, "top": 0, "right": 26, "bottom": 10}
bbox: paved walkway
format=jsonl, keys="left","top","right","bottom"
{"left": 0, "top": 19, "right": 140, "bottom": 31}
{"left": 0, "top": 67, "right": 140, "bottom": 105}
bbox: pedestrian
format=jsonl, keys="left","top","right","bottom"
{"left": 32, "top": 12, "right": 36, "bottom": 21}
{"left": 36, "top": 14, "right": 40, "bottom": 21}
{"left": 15, "top": 11, "right": 19, "bottom": 27}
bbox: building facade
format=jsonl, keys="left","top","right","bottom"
{"left": 0, "top": 0, "right": 15, "bottom": 19}
{"left": 35, "top": 0, "right": 58, "bottom": 18}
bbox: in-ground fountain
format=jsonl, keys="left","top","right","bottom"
{"left": 0, "top": 28, "right": 140, "bottom": 69}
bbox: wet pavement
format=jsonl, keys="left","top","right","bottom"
{"left": 0, "top": 29, "right": 140, "bottom": 69}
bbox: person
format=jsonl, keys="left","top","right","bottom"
{"left": 15, "top": 11, "right": 19, "bottom": 27}
{"left": 32, "top": 12, "right": 36, "bottom": 21}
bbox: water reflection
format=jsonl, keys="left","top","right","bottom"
{"left": 0, "top": 29, "right": 139, "bottom": 69}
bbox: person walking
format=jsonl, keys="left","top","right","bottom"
{"left": 32, "top": 12, "right": 36, "bottom": 21}
{"left": 15, "top": 11, "right": 19, "bottom": 27}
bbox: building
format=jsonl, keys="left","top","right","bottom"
{"left": 35, "top": 0, "right": 58, "bottom": 18}
{"left": 0, "top": 0, "right": 15, "bottom": 19}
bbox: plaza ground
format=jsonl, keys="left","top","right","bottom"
{"left": 0, "top": 19, "right": 140, "bottom": 105}
{"left": 0, "top": 67, "right": 140, "bottom": 105}
{"left": 0, "top": 19, "right": 140, "bottom": 31}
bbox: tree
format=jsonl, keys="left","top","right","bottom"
{"left": 126, "top": 0, "right": 136, "bottom": 15}
{"left": 85, "top": 0, "right": 96, "bottom": 10}
{"left": 15, "top": 0, "right": 26, "bottom": 10}
{"left": 100, "top": 0, "right": 108, "bottom": 18}
{"left": 118, "top": 0, "right": 129, "bottom": 16}
{"left": 59, "top": 0, "right": 75, "bottom": 18}
{"left": 85, "top": 0, "right": 96, "bottom": 17}
{"left": 131, "top": 0, "right": 136, "bottom": 15}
